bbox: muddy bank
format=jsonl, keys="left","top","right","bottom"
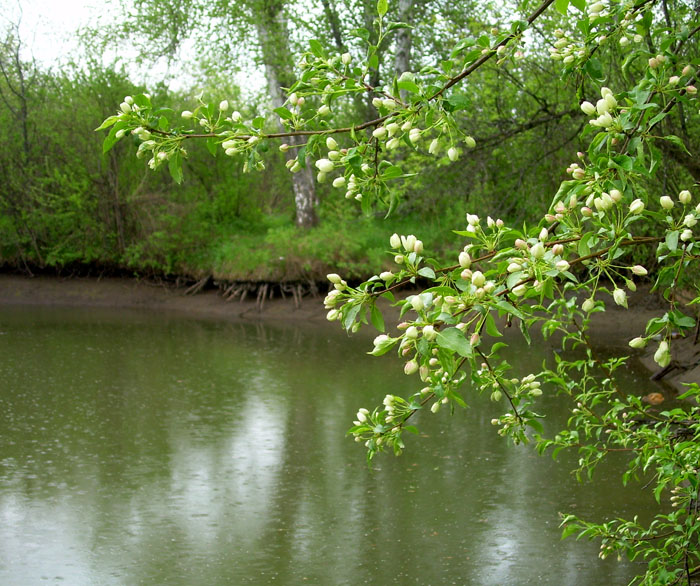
{"left": 1, "top": 274, "right": 697, "bottom": 390}
{"left": 0, "top": 274, "right": 328, "bottom": 324}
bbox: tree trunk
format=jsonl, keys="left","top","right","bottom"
{"left": 256, "top": 1, "right": 318, "bottom": 228}
{"left": 394, "top": 0, "right": 414, "bottom": 102}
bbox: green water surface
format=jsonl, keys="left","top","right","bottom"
{"left": 0, "top": 306, "right": 658, "bottom": 585}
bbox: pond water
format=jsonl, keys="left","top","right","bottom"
{"left": 0, "top": 305, "right": 659, "bottom": 585}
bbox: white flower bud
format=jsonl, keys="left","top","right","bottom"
{"left": 458, "top": 251, "right": 471, "bottom": 268}
{"left": 325, "top": 136, "right": 338, "bottom": 151}
{"left": 512, "top": 284, "right": 527, "bottom": 296}
{"left": 428, "top": 138, "right": 440, "bottom": 155}
{"left": 660, "top": 196, "right": 674, "bottom": 210}
{"left": 654, "top": 341, "right": 671, "bottom": 367}
{"left": 631, "top": 265, "right": 647, "bottom": 276}
{"left": 342, "top": 52, "right": 352, "bottom": 65}
{"left": 582, "top": 298, "right": 595, "bottom": 312}
{"left": 684, "top": 215, "right": 697, "bottom": 228}
{"left": 609, "top": 189, "right": 623, "bottom": 202}
{"left": 596, "top": 99, "right": 610, "bottom": 115}
{"left": 382, "top": 98, "right": 397, "bottom": 110}
{"left": 448, "top": 147, "right": 459, "bottom": 161}
{"left": 219, "top": 100, "right": 229, "bottom": 111}
{"left": 404, "top": 360, "right": 419, "bottom": 375}
{"left": 231, "top": 111, "right": 242, "bottom": 122}
{"left": 332, "top": 177, "right": 346, "bottom": 188}
{"left": 315, "top": 158, "right": 334, "bottom": 173}
{"left": 318, "top": 104, "right": 331, "bottom": 116}
{"left": 471, "top": 271, "right": 486, "bottom": 287}
{"left": 629, "top": 199, "right": 645, "bottom": 214}
{"left": 629, "top": 337, "right": 647, "bottom": 349}
{"left": 288, "top": 93, "right": 299, "bottom": 105}
{"left": 681, "top": 229, "right": 693, "bottom": 242}
{"left": 556, "top": 260, "right": 570, "bottom": 272}
{"left": 679, "top": 190, "right": 692, "bottom": 205}
{"left": 390, "top": 233, "right": 401, "bottom": 249}
{"left": 387, "top": 137, "right": 400, "bottom": 150}
{"left": 613, "top": 288, "right": 627, "bottom": 308}
{"left": 423, "top": 325, "right": 437, "bottom": 341}
{"left": 530, "top": 242, "right": 545, "bottom": 259}
{"left": 596, "top": 113, "right": 614, "bottom": 127}
{"left": 410, "top": 295, "right": 424, "bottom": 312}
{"left": 327, "top": 273, "right": 342, "bottom": 284}
{"left": 372, "top": 126, "right": 387, "bottom": 139}
{"left": 464, "top": 136, "right": 476, "bottom": 149}
{"left": 581, "top": 101, "right": 596, "bottom": 115}
{"left": 405, "top": 326, "right": 418, "bottom": 339}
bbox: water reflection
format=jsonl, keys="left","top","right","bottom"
{"left": 0, "top": 305, "right": 656, "bottom": 584}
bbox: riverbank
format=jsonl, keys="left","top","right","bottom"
{"left": 1, "top": 274, "right": 697, "bottom": 391}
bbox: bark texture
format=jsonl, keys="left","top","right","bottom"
{"left": 256, "top": 0, "right": 318, "bottom": 228}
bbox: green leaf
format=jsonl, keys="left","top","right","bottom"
{"left": 647, "top": 111, "right": 667, "bottom": 128}
{"left": 206, "top": 137, "right": 218, "bottom": 156}
{"left": 370, "top": 304, "right": 385, "bottom": 332}
{"left": 436, "top": 327, "right": 472, "bottom": 357}
{"left": 663, "top": 134, "right": 690, "bottom": 154}
{"left": 494, "top": 298, "right": 527, "bottom": 321}
{"left": 569, "top": 0, "right": 585, "bottom": 11}
{"left": 561, "top": 523, "right": 581, "bottom": 540}
{"left": 309, "top": 39, "right": 325, "bottom": 58}
{"left": 445, "top": 94, "right": 470, "bottom": 111}
{"left": 274, "top": 106, "right": 294, "bottom": 120}
{"left": 386, "top": 22, "right": 411, "bottom": 32}
{"left": 158, "top": 115, "right": 170, "bottom": 132}
{"left": 484, "top": 312, "right": 503, "bottom": 337}
{"left": 102, "top": 120, "right": 128, "bottom": 154}
{"left": 343, "top": 303, "right": 361, "bottom": 330}
{"left": 381, "top": 165, "right": 403, "bottom": 179}
{"left": 168, "top": 154, "right": 183, "bottom": 184}
{"left": 583, "top": 57, "right": 604, "bottom": 81}
{"left": 377, "top": 0, "right": 388, "bottom": 17}
{"left": 397, "top": 79, "right": 420, "bottom": 94}
{"left": 555, "top": 0, "right": 569, "bottom": 15}
{"left": 368, "top": 54, "right": 379, "bottom": 70}
{"left": 94, "top": 115, "right": 120, "bottom": 132}
{"left": 666, "top": 230, "right": 679, "bottom": 252}
{"left": 350, "top": 27, "right": 370, "bottom": 41}
{"left": 417, "top": 267, "right": 436, "bottom": 279}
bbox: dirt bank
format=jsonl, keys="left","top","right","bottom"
{"left": 1, "top": 274, "right": 697, "bottom": 390}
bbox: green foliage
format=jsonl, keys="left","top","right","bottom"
{"left": 96, "top": 0, "right": 700, "bottom": 582}
{"left": 2, "top": 0, "right": 700, "bottom": 580}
